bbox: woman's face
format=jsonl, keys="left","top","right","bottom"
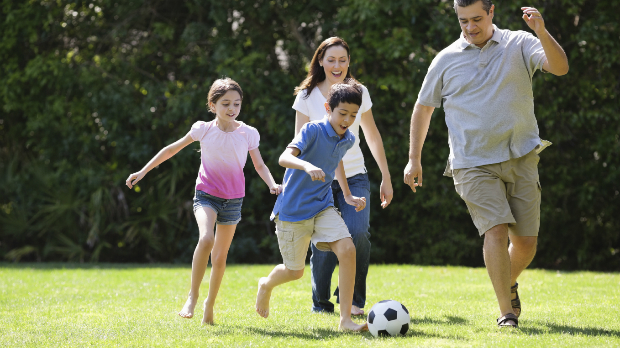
{"left": 320, "top": 45, "right": 350, "bottom": 86}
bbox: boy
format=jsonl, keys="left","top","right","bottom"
{"left": 255, "top": 82, "right": 368, "bottom": 332}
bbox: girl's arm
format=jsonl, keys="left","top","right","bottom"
{"left": 360, "top": 108, "right": 393, "bottom": 208}
{"left": 335, "top": 160, "right": 366, "bottom": 212}
{"left": 294, "top": 111, "right": 310, "bottom": 136}
{"left": 126, "top": 132, "right": 194, "bottom": 189}
{"left": 279, "top": 147, "right": 325, "bottom": 182}
{"left": 249, "top": 147, "right": 282, "bottom": 195}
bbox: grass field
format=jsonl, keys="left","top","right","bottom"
{"left": 1, "top": 263, "right": 618, "bottom": 347}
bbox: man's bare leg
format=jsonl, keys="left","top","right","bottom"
{"left": 255, "top": 265, "right": 304, "bottom": 318}
{"left": 329, "top": 238, "right": 367, "bottom": 332}
{"left": 508, "top": 235, "right": 537, "bottom": 316}
{"left": 179, "top": 207, "right": 217, "bottom": 318}
{"left": 202, "top": 223, "right": 238, "bottom": 324}
{"left": 483, "top": 224, "right": 516, "bottom": 325}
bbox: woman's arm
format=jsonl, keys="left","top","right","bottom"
{"left": 294, "top": 111, "right": 310, "bottom": 136}
{"left": 360, "top": 108, "right": 393, "bottom": 208}
{"left": 126, "top": 132, "right": 194, "bottom": 189}
{"left": 249, "top": 147, "right": 282, "bottom": 195}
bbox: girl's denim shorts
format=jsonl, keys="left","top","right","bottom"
{"left": 193, "top": 190, "right": 243, "bottom": 225}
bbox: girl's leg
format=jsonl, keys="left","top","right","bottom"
{"left": 179, "top": 206, "right": 217, "bottom": 318}
{"left": 202, "top": 223, "right": 238, "bottom": 324}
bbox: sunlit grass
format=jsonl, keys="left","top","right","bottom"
{"left": 1, "top": 263, "right": 618, "bottom": 347}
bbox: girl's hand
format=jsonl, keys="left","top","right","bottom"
{"left": 344, "top": 194, "right": 366, "bottom": 212}
{"left": 303, "top": 164, "right": 325, "bottom": 182}
{"left": 270, "top": 184, "right": 283, "bottom": 195}
{"left": 126, "top": 171, "right": 145, "bottom": 189}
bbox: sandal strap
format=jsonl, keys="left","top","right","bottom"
{"left": 497, "top": 313, "right": 519, "bottom": 327}
{"left": 511, "top": 282, "right": 519, "bottom": 293}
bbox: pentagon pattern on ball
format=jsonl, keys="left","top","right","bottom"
{"left": 367, "top": 300, "right": 411, "bottom": 337}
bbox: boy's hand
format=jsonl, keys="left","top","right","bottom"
{"left": 270, "top": 184, "right": 282, "bottom": 195}
{"left": 126, "top": 171, "right": 145, "bottom": 189}
{"left": 344, "top": 195, "right": 366, "bottom": 212}
{"left": 303, "top": 164, "right": 325, "bottom": 182}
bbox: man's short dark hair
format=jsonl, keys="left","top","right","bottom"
{"left": 327, "top": 80, "right": 363, "bottom": 111}
{"left": 453, "top": 0, "right": 493, "bottom": 15}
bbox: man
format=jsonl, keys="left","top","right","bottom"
{"left": 403, "top": 0, "right": 568, "bottom": 328}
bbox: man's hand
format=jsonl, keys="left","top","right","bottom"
{"left": 403, "top": 159, "right": 422, "bottom": 193}
{"left": 304, "top": 164, "right": 326, "bottom": 182}
{"left": 344, "top": 194, "right": 366, "bottom": 212}
{"left": 522, "top": 7, "right": 545, "bottom": 34}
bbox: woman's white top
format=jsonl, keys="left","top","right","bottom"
{"left": 292, "top": 85, "right": 372, "bottom": 178}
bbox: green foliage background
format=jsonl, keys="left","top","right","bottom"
{"left": 1, "top": 0, "right": 618, "bottom": 270}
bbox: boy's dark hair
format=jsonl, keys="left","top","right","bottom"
{"left": 453, "top": 0, "right": 493, "bottom": 14}
{"left": 207, "top": 77, "right": 243, "bottom": 112}
{"left": 327, "top": 81, "right": 363, "bottom": 111}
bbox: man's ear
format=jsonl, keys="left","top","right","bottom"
{"left": 324, "top": 102, "right": 331, "bottom": 113}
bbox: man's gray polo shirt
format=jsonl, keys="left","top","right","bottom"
{"left": 418, "top": 25, "right": 547, "bottom": 174}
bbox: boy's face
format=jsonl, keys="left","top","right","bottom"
{"left": 325, "top": 102, "right": 360, "bottom": 138}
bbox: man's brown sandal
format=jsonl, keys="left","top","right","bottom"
{"left": 497, "top": 313, "right": 519, "bottom": 328}
{"left": 511, "top": 282, "right": 521, "bottom": 317}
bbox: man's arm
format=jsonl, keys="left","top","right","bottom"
{"left": 403, "top": 102, "right": 435, "bottom": 192}
{"left": 522, "top": 6, "right": 569, "bottom": 76}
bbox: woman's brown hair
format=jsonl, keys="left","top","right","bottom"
{"left": 294, "top": 37, "right": 357, "bottom": 99}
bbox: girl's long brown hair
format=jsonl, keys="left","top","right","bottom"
{"left": 294, "top": 37, "right": 357, "bottom": 99}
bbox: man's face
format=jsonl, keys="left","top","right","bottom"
{"left": 456, "top": 1, "right": 495, "bottom": 48}
{"left": 325, "top": 102, "right": 359, "bottom": 138}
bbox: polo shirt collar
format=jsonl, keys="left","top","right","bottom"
{"left": 458, "top": 24, "right": 502, "bottom": 50}
{"left": 320, "top": 116, "right": 353, "bottom": 142}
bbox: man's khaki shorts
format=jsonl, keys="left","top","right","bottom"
{"left": 274, "top": 207, "right": 351, "bottom": 271}
{"left": 452, "top": 149, "right": 541, "bottom": 237}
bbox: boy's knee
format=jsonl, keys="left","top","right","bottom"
{"left": 286, "top": 267, "right": 304, "bottom": 280}
{"left": 335, "top": 239, "right": 356, "bottom": 259}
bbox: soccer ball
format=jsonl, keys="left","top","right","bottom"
{"left": 367, "top": 300, "right": 410, "bottom": 337}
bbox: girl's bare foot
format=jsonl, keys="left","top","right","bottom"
{"left": 255, "top": 277, "right": 271, "bottom": 318}
{"left": 339, "top": 319, "right": 368, "bottom": 332}
{"left": 202, "top": 300, "right": 214, "bottom": 325}
{"left": 351, "top": 305, "right": 364, "bottom": 316}
{"left": 178, "top": 295, "right": 198, "bottom": 318}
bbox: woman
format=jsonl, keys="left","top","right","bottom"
{"left": 292, "top": 36, "right": 393, "bottom": 315}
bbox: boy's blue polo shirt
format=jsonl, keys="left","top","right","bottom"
{"left": 271, "top": 117, "right": 355, "bottom": 222}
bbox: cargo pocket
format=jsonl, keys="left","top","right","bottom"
{"left": 276, "top": 223, "right": 295, "bottom": 263}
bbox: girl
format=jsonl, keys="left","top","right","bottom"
{"left": 292, "top": 37, "right": 393, "bottom": 316}
{"left": 126, "top": 78, "right": 281, "bottom": 324}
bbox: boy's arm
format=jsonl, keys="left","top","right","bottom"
{"left": 279, "top": 147, "right": 326, "bottom": 182}
{"left": 335, "top": 160, "right": 366, "bottom": 212}
{"left": 126, "top": 132, "right": 194, "bottom": 189}
{"left": 249, "top": 147, "right": 282, "bottom": 195}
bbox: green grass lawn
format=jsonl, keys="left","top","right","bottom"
{"left": 1, "top": 263, "right": 618, "bottom": 347}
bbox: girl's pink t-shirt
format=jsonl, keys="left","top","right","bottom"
{"left": 189, "top": 120, "right": 259, "bottom": 199}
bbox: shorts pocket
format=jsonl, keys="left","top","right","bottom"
{"left": 276, "top": 225, "right": 295, "bottom": 262}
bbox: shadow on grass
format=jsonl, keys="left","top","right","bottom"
{"left": 521, "top": 322, "right": 620, "bottom": 337}
{"left": 412, "top": 315, "right": 468, "bottom": 326}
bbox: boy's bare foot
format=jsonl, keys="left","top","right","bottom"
{"left": 255, "top": 277, "right": 271, "bottom": 318}
{"left": 339, "top": 320, "right": 368, "bottom": 332}
{"left": 202, "top": 299, "right": 214, "bottom": 325}
{"left": 351, "top": 305, "right": 364, "bottom": 316}
{"left": 178, "top": 295, "right": 198, "bottom": 318}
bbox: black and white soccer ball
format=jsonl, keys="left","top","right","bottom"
{"left": 367, "top": 300, "right": 410, "bottom": 337}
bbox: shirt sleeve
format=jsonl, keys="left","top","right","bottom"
{"left": 288, "top": 122, "right": 316, "bottom": 154}
{"left": 292, "top": 90, "right": 310, "bottom": 116}
{"left": 247, "top": 126, "right": 260, "bottom": 150}
{"left": 360, "top": 85, "right": 373, "bottom": 114}
{"left": 521, "top": 32, "right": 547, "bottom": 74}
{"left": 189, "top": 121, "right": 208, "bottom": 141}
{"left": 417, "top": 57, "right": 444, "bottom": 108}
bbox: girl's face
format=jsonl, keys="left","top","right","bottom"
{"left": 320, "top": 45, "right": 350, "bottom": 86}
{"left": 209, "top": 90, "right": 242, "bottom": 122}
